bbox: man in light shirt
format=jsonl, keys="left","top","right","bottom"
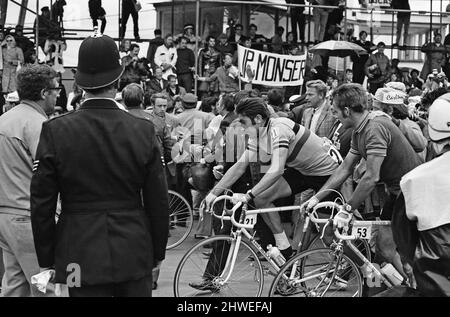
{"left": 154, "top": 34, "right": 178, "bottom": 81}
{"left": 397, "top": 94, "right": 450, "bottom": 296}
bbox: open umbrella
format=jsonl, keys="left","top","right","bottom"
{"left": 309, "top": 40, "right": 369, "bottom": 58}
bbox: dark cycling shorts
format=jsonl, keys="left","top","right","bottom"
{"left": 282, "top": 168, "right": 331, "bottom": 195}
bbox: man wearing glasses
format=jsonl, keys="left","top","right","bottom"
{"left": 0, "top": 64, "right": 59, "bottom": 297}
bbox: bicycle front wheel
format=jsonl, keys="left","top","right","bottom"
{"left": 269, "top": 248, "right": 363, "bottom": 297}
{"left": 166, "top": 190, "right": 194, "bottom": 250}
{"left": 174, "top": 236, "right": 264, "bottom": 297}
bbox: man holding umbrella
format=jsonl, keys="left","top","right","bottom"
{"left": 30, "top": 34, "right": 169, "bottom": 297}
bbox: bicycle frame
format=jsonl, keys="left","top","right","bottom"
{"left": 210, "top": 196, "right": 336, "bottom": 288}
{"left": 306, "top": 202, "right": 395, "bottom": 291}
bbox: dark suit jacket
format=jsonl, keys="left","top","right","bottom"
{"left": 147, "top": 77, "right": 168, "bottom": 94}
{"left": 30, "top": 99, "right": 169, "bottom": 286}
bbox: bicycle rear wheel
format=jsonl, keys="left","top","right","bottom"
{"left": 174, "top": 236, "right": 264, "bottom": 297}
{"left": 166, "top": 190, "right": 194, "bottom": 250}
{"left": 269, "top": 248, "right": 363, "bottom": 297}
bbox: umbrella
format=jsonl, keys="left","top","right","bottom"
{"left": 309, "top": 40, "right": 369, "bottom": 58}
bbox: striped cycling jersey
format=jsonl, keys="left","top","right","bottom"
{"left": 247, "top": 117, "right": 340, "bottom": 176}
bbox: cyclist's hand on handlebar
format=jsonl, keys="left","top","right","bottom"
{"left": 204, "top": 193, "right": 218, "bottom": 211}
{"left": 333, "top": 210, "right": 353, "bottom": 230}
{"left": 300, "top": 196, "right": 319, "bottom": 215}
{"left": 231, "top": 193, "right": 250, "bottom": 205}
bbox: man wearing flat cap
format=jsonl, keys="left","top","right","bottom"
{"left": 30, "top": 34, "right": 169, "bottom": 297}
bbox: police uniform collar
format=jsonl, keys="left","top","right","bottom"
{"left": 80, "top": 98, "right": 122, "bottom": 110}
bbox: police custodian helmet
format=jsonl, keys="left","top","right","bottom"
{"left": 75, "top": 34, "right": 124, "bottom": 90}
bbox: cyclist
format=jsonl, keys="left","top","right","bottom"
{"left": 396, "top": 94, "right": 450, "bottom": 296}
{"left": 304, "top": 84, "right": 423, "bottom": 280}
{"left": 204, "top": 97, "right": 341, "bottom": 259}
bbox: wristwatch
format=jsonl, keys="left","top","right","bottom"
{"left": 247, "top": 190, "right": 256, "bottom": 200}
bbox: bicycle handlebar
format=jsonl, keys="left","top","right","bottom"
{"left": 308, "top": 201, "right": 342, "bottom": 224}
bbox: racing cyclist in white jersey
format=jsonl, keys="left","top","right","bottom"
{"left": 204, "top": 98, "right": 342, "bottom": 259}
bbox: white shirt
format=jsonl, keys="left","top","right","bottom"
{"left": 309, "top": 101, "right": 326, "bottom": 133}
{"left": 400, "top": 151, "right": 450, "bottom": 231}
{"left": 154, "top": 44, "right": 178, "bottom": 80}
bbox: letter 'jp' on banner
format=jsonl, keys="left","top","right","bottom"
{"left": 238, "top": 45, "right": 306, "bottom": 87}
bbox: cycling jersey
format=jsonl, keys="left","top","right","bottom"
{"left": 247, "top": 117, "right": 340, "bottom": 176}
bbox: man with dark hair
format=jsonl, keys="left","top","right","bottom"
{"left": 204, "top": 97, "right": 341, "bottom": 261}
{"left": 13, "top": 25, "right": 35, "bottom": 58}
{"left": 267, "top": 89, "right": 286, "bottom": 116}
{"left": 154, "top": 34, "right": 178, "bottom": 81}
{"left": 120, "top": 0, "right": 141, "bottom": 41}
{"left": 406, "top": 69, "right": 424, "bottom": 91}
{"left": 304, "top": 83, "right": 423, "bottom": 280}
{"left": 365, "top": 42, "right": 391, "bottom": 94}
{"left": 166, "top": 74, "right": 187, "bottom": 109}
{"left": 30, "top": 35, "right": 169, "bottom": 297}
{"left": 229, "top": 23, "right": 246, "bottom": 51}
{"left": 120, "top": 43, "right": 141, "bottom": 90}
{"left": 271, "top": 26, "right": 285, "bottom": 54}
{"left": 421, "top": 33, "right": 447, "bottom": 81}
{"left": 176, "top": 37, "right": 195, "bottom": 93}
{"left": 248, "top": 24, "right": 267, "bottom": 50}
{"left": 33, "top": 6, "right": 60, "bottom": 51}
{"left": 352, "top": 30, "right": 376, "bottom": 85}
{"left": 197, "top": 54, "right": 239, "bottom": 94}
{"left": 216, "top": 33, "right": 235, "bottom": 62}
{"left": 0, "top": 64, "right": 58, "bottom": 297}
{"left": 147, "top": 29, "right": 164, "bottom": 70}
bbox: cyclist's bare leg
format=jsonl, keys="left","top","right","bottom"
{"left": 253, "top": 178, "right": 294, "bottom": 257}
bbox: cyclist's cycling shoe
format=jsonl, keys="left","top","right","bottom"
{"left": 189, "top": 280, "right": 220, "bottom": 293}
{"left": 280, "top": 247, "right": 293, "bottom": 260}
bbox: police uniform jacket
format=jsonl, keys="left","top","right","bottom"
{"left": 30, "top": 98, "right": 169, "bottom": 286}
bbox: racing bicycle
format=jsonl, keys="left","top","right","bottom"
{"left": 173, "top": 193, "right": 371, "bottom": 297}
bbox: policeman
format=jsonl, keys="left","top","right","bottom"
{"left": 30, "top": 34, "right": 169, "bottom": 297}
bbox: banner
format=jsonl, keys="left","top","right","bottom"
{"left": 238, "top": 45, "right": 306, "bottom": 87}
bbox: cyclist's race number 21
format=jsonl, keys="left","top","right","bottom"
{"left": 244, "top": 214, "right": 258, "bottom": 227}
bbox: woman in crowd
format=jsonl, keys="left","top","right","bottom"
{"left": 1, "top": 35, "right": 24, "bottom": 94}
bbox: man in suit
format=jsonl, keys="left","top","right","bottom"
{"left": 30, "top": 34, "right": 169, "bottom": 297}
{"left": 302, "top": 80, "right": 337, "bottom": 138}
{"left": 146, "top": 67, "right": 168, "bottom": 94}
